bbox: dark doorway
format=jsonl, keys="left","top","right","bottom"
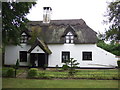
{"left": 30, "top": 53, "right": 36, "bottom": 67}
{"left": 30, "top": 53, "right": 47, "bottom": 68}
{"left": 38, "top": 53, "right": 46, "bottom": 67}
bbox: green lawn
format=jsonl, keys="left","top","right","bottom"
{"left": 2, "top": 78, "right": 118, "bottom": 88}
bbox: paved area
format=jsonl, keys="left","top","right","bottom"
{"left": 16, "top": 71, "right": 27, "bottom": 78}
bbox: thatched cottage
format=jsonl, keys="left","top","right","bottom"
{"left": 4, "top": 7, "right": 117, "bottom": 68}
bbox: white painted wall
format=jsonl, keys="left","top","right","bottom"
{"left": 5, "top": 44, "right": 45, "bottom": 66}
{"left": 5, "top": 44, "right": 31, "bottom": 66}
{"left": 31, "top": 46, "right": 44, "bottom": 53}
{"left": 48, "top": 44, "right": 117, "bottom": 68}
{"left": 5, "top": 44, "right": 117, "bottom": 68}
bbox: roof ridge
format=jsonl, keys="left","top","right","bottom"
{"left": 29, "top": 18, "right": 84, "bottom": 22}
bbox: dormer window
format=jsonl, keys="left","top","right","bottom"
{"left": 65, "top": 32, "right": 74, "bottom": 43}
{"left": 20, "top": 32, "right": 28, "bottom": 43}
{"left": 62, "top": 25, "right": 77, "bottom": 44}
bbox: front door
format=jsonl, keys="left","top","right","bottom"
{"left": 30, "top": 53, "right": 47, "bottom": 68}
{"left": 30, "top": 53, "right": 36, "bottom": 67}
{"left": 38, "top": 53, "right": 46, "bottom": 67}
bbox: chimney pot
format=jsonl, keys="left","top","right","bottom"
{"left": 43, "top": 7, "right": 52, "bottom": 24}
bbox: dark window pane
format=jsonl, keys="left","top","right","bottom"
{"left": 20, "top": 51, "right": 27, "bottom": 62}
{"left": 83, "top": 52, "right": 92, "bottom": 60}
{"left": 62, "top": 52, "right": 70, "bottom": 63}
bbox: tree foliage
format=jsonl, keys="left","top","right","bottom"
{"left": 2, "top": 2, "right": 36, "bottom": 45}
{"left": 65, "top": 58, "right": 79, "bottom": 76}
{"left": 105, "top": 0, "right": 120, "bottom": 41}
{"left": 97, "top": 40, "right": 120, "bottom": 56}
{"left": 98, "top": 1, "right": 120, "bottom": 56}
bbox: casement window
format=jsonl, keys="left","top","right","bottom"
{"left": 20, "top": 33, "right": 28, "bottom": 43}
{"left": 19, "top": 51, "right": 27, "bottom": 62}
{"left": 65, "top": 32, "right": 74, "bottom": 43}
{"left": 82, "top": 52, "right": 92, "bottom": 60}
{"left": 62, "top": 51, "right": 70, "bottom": 63}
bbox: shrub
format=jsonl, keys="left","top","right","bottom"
{"left": 112, "top": 75, "right": 120, "bottom": 80}
{"left": 6, "top": 68, "right": 15, "bottom": 77}
{"left": 62, "top": 65, "right": 69, "bottom": 70}
{"left": 43, "top": 64, "right": 48, "bottom": 70}
{"left": 38, "top": 72, "right": 51, "bottom": 79}
{"left": 15, "top": 59, "right": 19, "bottom": 69}
{"left": 13, "top": 59, "right": 20, "bottom": 77}
{"left": 68, "top": 58, "right": 79, "bottom": 76}
{"left": 2, "top": 71, "right": 7, "bottom": 77}
{"left": 117, "top": 60, "right": 120, "bottom": 68}
{"left": 55, "top": 65, "right": 59, "bottom": 71}
{"left": 39, "top": 72, "right": 45, "bottom": 78}
{"left": 68, "top": 69, "right": 76, "bottom": 76}
{"left": 2, "top": 67, "right": 9, "bottom": 77}
{"left": 28, "top": 68, "right": 38, "bottom": 78}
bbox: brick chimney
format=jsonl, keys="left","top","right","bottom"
{"left": 43, "top": 7, "right": 52, "bottom": 23}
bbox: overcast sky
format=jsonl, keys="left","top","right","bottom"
{"left": 27, "top": 0, "right": 113, "bottom": 33}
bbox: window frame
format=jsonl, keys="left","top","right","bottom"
{"left": 65, "top": 32, "right": 74, "bottom": 44}
{"left": 62, "top": 51, "right": 70, "bottom": 63}
{"left": 20, "top": 32, "right": 29, "bottom": 43}
{"left": 20, "top": 35, "right": 28, "bottom": 43}
{"left": 19, "top": 51, "right": 27, "bottom": 62}
{"left": 82, "top": 52, "right": 92, "bottom": 61}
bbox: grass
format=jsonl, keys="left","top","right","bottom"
{"left": 2, "top": 78, "right": 118, "bottom": 88}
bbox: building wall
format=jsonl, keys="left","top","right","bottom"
{"left": 5, "top": 44, "right": 117, "bottom": 68}
{"left": 5, "top": 44, "right": 31, "bottom": 66}
{"left": 48, "top": 44, "right": 117, "bottom": 68}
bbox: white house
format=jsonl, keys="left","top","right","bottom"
{"left": 4, "top": 7, "right": 117, "bottom": 68}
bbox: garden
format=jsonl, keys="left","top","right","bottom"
{"left": 2, "top": 58, "right": 120, "bottom": 80}
{"left": 2, "top": 67, "right": 119, "bottom": 88}
{"left": 2, "top": 66, "right": 120, "bottom": 80}
{"left": 2, "top": 58, "right": 120, "bottom": 88}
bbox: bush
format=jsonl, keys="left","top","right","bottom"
{"left": 117, "top": 60, "right": 120, "bottom": 68}
{"left": 62, "top": 65, "right": 69, "bottom": 70}
{"left": 68, "top": 69, "right": 76, "bottom": 76}
{"left": 39, "top": 72, "right": 45, "bottom": 77}
{"left": 28, "top": 68, "right": 38, "bottom": 78}
{"left": 15, "top": 59, "right": 19, "bottom": 69}
{"left": 67, "top": 58, "right": 79, "bottom": 76}
{"left": 6, "top": 68, "right": 15, "bottom": 77}
{"left": 55, "top": 65, "right": 59, "bottom": 71}
{"left": 38, "top": 72, "right": 51, "bottom": 79}
{"left": 43, "top": 64, "right": 48, "bottom": 70}
{"left": 2, "top": 68, "right": 8, "bottom": 77}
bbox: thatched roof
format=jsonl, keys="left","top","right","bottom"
{"left": 28, "top": 38, "right": 52, "bottom": 54}
{"left": 27, "top": 19, "right": 97, "bottom": 44}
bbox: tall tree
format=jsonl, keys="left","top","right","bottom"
{"left": 105, "top": 0, "right": 120, "bottom": 42}
{"left": 2, "top": 2, "right": 36, "bottom": 46}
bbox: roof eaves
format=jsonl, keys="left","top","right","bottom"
{"left": 28, "top": 38, "right": 52, "bottom": 54}
{"left": 62, "top": 25, "right": 77, "bottom": 37}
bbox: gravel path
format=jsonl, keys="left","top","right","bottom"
{"left": 16, "top": 71, "right": 27, "bottom": 78}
